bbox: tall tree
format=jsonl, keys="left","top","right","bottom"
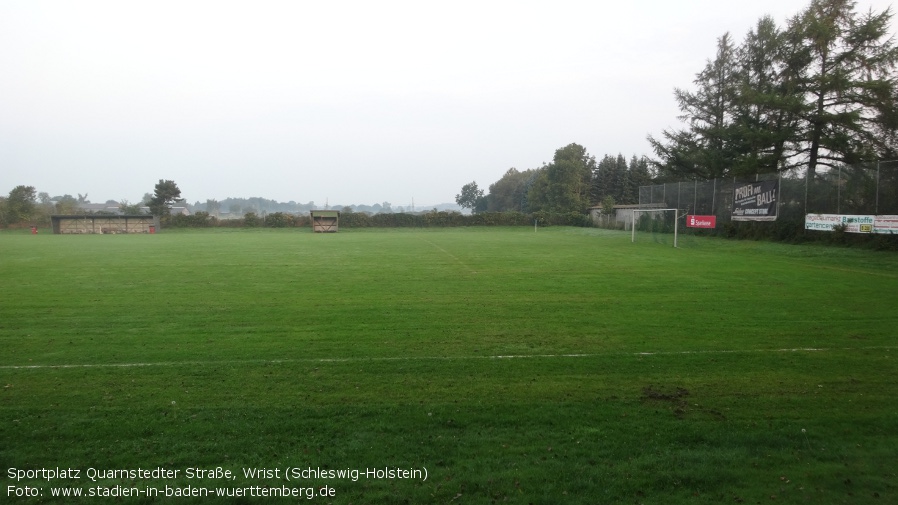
{"left": 650, "top": 34, "right": 741, "bottom": 179}
{"left": 5, "top": 185, "right": 37, "bottom": 224}
{"left": 591, "top": 154, "right": 651, "bottom": 205}
{"left": 455, "top": 182, "right": 484, "bottom": 212}
{"left": 119, "top": 200, "right": 144, "bottom": 215}
{"left": 36, "top": 192, "right": 55, "bottom": 222}
{"left": 612, "top": 154, "right": 633, "bottom": 204}
{"left": 650, "top": 1, "right": 898, "bottom": 182}
{"left": 647, "top": 129, "right": 703, "bottom": 181}
{"left": 524, "top": 168, "right": 550, "bottom": 213}
{"left": 54, "top": 195, "right": 80, "bottom": 214}
{"left": 687, "top": 32, "right": 741, "bottom": 178}
{"left": 591, "top": 155, "right": 620, "bottom": 203}
{"left": 788, "top": 0, "right": 898, "bottom": 180}
{"left": 732, "top": 16, "right": 805, "bottom": 174}
{"left": 534, "top": 143, "right": 596, "bottom": 213}
{"left": 148, "top": 179, "right": 182, "bottom": 221}
{"left": 628, "top": 155, "right": 654, "bottom": 194}
{"left": 206, "top": 199, "right": 221, "bottom": 217}
{"left": 486, "top": 168, "right": 535, "bottom": 212}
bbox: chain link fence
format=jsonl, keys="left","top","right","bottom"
{"left": 637, "top": 161, "right": 898, "bottom": 240}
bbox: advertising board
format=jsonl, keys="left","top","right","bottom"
{"left": 686, "top": 215, "right": 716, "bottom": 228}
{"left": 732, "top": 179, "right": 778, "bottom": 221}
{"left": 804, "top": 214, "right": 898, "bottom": 234}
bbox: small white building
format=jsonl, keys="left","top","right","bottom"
{"left": 588, "top": 203, "right": 667, "bottom": 228}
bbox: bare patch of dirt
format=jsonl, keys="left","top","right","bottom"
{"left": 642, "top": 385, "right": 689, "bottom": 401}
{"left": 641, "top": 385, "right": 726, "bottom": 421}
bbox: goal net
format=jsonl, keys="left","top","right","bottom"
{"left": 630, "top": 208, "right": 681, "bottom": 248}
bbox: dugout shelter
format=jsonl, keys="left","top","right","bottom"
{"left": 51, "top": 215, "right": 161, "bottom": 234}
{"left": 309, "top": 210, "right": 340, "bottom": 232}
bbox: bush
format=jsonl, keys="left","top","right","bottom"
{"left": 264, "top": 212, "right": 293, "bottom": 228}
{"left": 170, "top": 211, "right": 216, "bottom": 228}
{"left": 243, "top": 212, "right": 261, "bottom": 227}
{"left": 422, "top": 210, "right": 465, "bottom": 227}
{"left": 160, "top": 209, "right": 604, "bottom": 231}
{"left": 341, "top": 212, "right": 373, "bottom": 228}
{"left": 371, "top": 213, "right": 420, "bottom": 227}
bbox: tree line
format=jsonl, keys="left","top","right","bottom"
{"left": 0, "top": 178, "right": 444, "bottom": 228}
{"left": 0, "top": 186, "right": 95, "bottom": 226}
{"left": 0, "top": 180, "right": 182, "bottom": 228}
{"left": 457, "top": 143, "right": 653, "bottom": 215}
{"left": 456, "top": 0, "right": 898, "bottom": 217}
{"left": 648, "top": 0, "right": 898, "bottom": 182}
{"left": 8, "top": 0, "right": 895, "bottom": 230}
{"left": 193, "top": 198, "right": 420, "bottom": 217}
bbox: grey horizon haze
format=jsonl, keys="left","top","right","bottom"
{"left": 1, "top": 0, "right": 894, "bottom": 208}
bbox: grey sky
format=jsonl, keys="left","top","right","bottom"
{"left": 1, "top": 0, "right": 894, "bottom": 208}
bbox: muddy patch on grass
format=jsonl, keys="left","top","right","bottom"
{"left": 641, "top": 385, "right": 726, "bottom": 420}
{"left": 641, "top": 385, "right": 690, "bottom": 418}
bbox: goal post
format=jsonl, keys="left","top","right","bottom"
{"left": 630, "top": 208, "right": 681, "bottom": 248}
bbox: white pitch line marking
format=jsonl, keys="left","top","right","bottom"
{"left": 418, "top": 237, "right": 477, "bottom": 274}
{"left": 0, "top": 347, "right": 894, "bottom": 370}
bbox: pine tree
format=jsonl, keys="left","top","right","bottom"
{"left": 788, "top": 0, "right": 898, "bottom": 181}
{"left": 650, "top": 34, "right": 741, "bottom": 179}
{"left": 628, "top": 155, "right": 654, "bottom": 204}
{"left": 148, "top": 179, "right": 182, "bottom": 223}
{"left": 732, "top": 16, "right": 804, "bottom": 175}
{"left": 649, "top": 0, "right": 898, "bottom": 182}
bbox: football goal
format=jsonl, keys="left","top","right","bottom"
{"left": 630, "top": 208, "right": 681, "bottom": 248}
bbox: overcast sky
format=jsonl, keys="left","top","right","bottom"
{"left": 1, "top": 0, "right": 895, "bottom": 208}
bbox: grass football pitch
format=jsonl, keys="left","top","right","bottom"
{"left": 1, "top": 227, "right": 896, "bottom": 504}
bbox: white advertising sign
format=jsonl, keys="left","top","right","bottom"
{"left": 805, "top": 214, "right": 898, "bottom": 234}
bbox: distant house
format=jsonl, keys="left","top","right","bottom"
{"left": 138, "top": 206, "right": 190, "bottom": 216}
{"left": 75, "top": 203, "right": 190, "bottom": 216}
{"left": 78, "top": 203, "right": 123, "bottom": 214}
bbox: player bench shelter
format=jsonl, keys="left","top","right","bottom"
{"left": 51, "top": 215, "right": 161, "bottom": 234}
{"left": 309, "top": 210, "right": 340, "bottom": 232}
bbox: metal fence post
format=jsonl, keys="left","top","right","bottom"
{"left": 677, "top": 182, "right": 681, "bottom": 211}
{"left": 804, "top": 167, "right": 809, "bottom": 215}
{"left": 837, "top": 165, "right": 841, "bottom": 214}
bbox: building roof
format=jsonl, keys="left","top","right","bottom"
{"left": 51, "top": 215, "right": 155, "bottom": 218}
{"left": 588, "top": 203, "right": 668, "bottom": 210}
{"left": 78, "top": 203, "right": 122, "bottom": 213}
{"left": 139, "top": 206, "right": 190, "bottom": 216}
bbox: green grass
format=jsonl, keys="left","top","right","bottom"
{"left": 1, "top": 227, "right": 897, "bottom": 504}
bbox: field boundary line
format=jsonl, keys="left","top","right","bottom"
{"left": 418, "top": 237, "right": 477, "bottom": 274}
{"left": 812, "top": 264, "right": 898, "bottom": 278}
{"left": 1, "top": 346, "right": 894, "bottom": 370}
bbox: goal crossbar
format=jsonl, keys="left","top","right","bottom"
{"left": 630, "top": 208, "right": 680, "bottom": 248}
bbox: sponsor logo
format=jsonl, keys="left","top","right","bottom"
{"left": 687, "top": 215, "right": 716, "bottom": 228}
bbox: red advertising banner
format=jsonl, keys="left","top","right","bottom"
{"left": 687, "top": 215, "right": 716, "bottom": 228}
